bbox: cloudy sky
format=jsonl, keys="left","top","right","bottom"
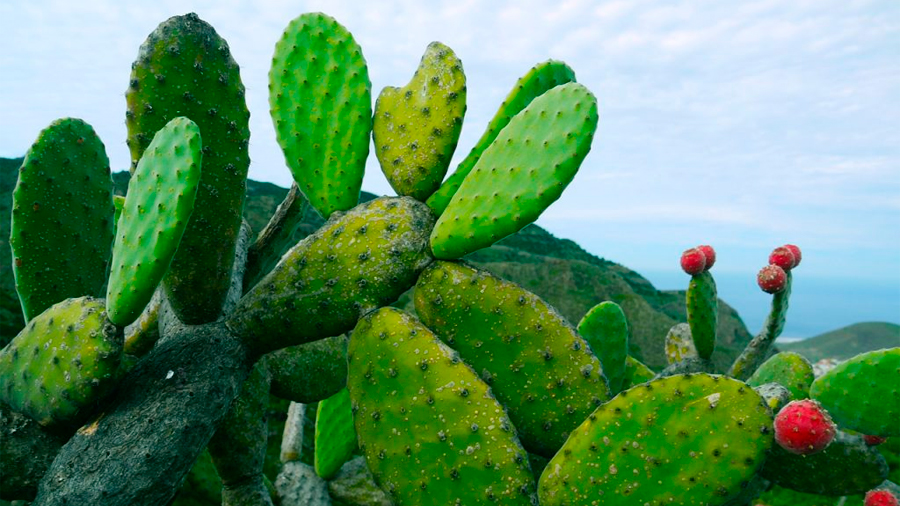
{"left": 1, "top": 0, "right": 898, "bottom": 338}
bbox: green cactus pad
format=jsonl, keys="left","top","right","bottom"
{"left": 577, "top": 301, "right": 628, "bottom": 394}
{"left": 0, "top": 297, "right": 122, "bottom": 428}
{"left": 620, "top": 355, "right": 656, "bottom": 391}
{"left": 430, "top": 82, "right": 598, "bottom": 259}
{"left": 10, "top": 118, "right": 114, "bottom": 322}
{"left": 415, "top": 261, "right": 610, "bottom": 457}
{"left": 127, "top": 13, "right": 250, "bottom": 325}
{"left": 747, "top": 351, "right": 814, "bottom": 400}
{"left": 228, "top": 197, "right": 435, "bottom": 355}
{"left": 269, "top": 12, "right": 371, "bottom": 219}
{"left": 314, "top": 388, "right": 357, "bottom": 479}
{"left": 760, "top": 431, "right": 888, "bottom": 496}
{"left": 348, "top": 308, "right": 537, "bottom": 505}
{"left": 686, "top": 271, "right": 717, "bottom": 360}
{"left": 664, "top": 322, "right": 697, "bottom": 364}
{"left": 427, "top": 60, "right": 576, "bottom": 215}
{"left": 268, "top": 335, "right": 348, "bottom": 404}
{"left": 373, "top": 42, "right": 466, "bottom": 201}
{"left": 113, "top": 195, "right": 125, "bottom": 228}
{"left": 106, "top": 117, "right": 202, "bottom": 327}
{"left": 539, "top": 374, "right": 773, "bottom": 506}
{"left": 810, "top": 347, "right": 900, "bottom": 436}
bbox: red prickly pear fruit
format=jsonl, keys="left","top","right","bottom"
{"left": 696, "top": 245, "right": 716, "bottom": 271}
{"left": 865, "top": 490, "right": 899, "bottom": 506}
{"left": 864, "top": 434, "right": 888, "bottom": 446}
{"left": 680, "top": 248, "right": 706, "bottom": 275}
{"left": 774, "top": 399, "right": 837, "bottom": 455}
{"left": 784, "top": 244, "right": 802, "bottom": 267}
{"left": 757, "top": 264, "right": 787, "bottom": 294}
{"left": 769, "top": 246, "right": 797, "bottom": 271}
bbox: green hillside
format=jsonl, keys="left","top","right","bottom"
{"left": 780, "top": 322, "right": 900, "bottom": 362}
{"left": 1, "top": 157, "right": 755, "bottom": 371}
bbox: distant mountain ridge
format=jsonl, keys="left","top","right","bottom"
{"left": 780, "top": 322, "right": 900, "bottom": 362}
{"left": 2, "top": 157, "right": 757, "bottom": 370}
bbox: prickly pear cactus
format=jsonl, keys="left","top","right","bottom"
{"left": 269, "top": 12, "right": 371, "bottom": 219}
{"left": 348, "top": 308, "right": 537, "bottom": 505}
{"left": 686, "top": 270, "right": 717, "bottom": 360}
{"left": 314, "top": 388, "right": 357, "bottom": 479}
{"left": 126, "top": 12, "right": 250, "bottom": 325}
{"left": 0, "top": 297, "right": 122, "bottom": 428}
{"left": 10, "top": 118, "right": 114, "bottom": 322}
{"left": 106, "top": 117, "right": 202, "bottom": 327}
{"left": 664, "top": 322, "right": 697, "bottom": 364}
{"left": 620, "top": 355, "right": 656, "bottom": 390}
{"left": 747, "top": 351, "right": 814, "bottom": 400}
{"left": 373, "top": 42, "right": 466, "bottom": 201}
{"left": 577, "top": 301, "right": 628, "bottom": 394}
{"left": 539, "top": 374, "right": 774, "bottom": 506}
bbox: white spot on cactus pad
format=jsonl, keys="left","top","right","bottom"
{"left": 706, "top": 392, "right": 721, "bottom": 408}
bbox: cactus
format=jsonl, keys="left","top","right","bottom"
{"left": 664, "top": 322, "right": 697, "bottom": 364}
{"left": 577, "top": 300, "right": 629, "bottom": 394}
{"left": 686, "top": 269, "right": 718, "bottom": 360}
{"left": 747, "top": 351, "right": 815, "bottom": 400}
{"left": 314, "top": 388, "right": 357, "bottom": 479}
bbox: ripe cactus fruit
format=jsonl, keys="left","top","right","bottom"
{"left": 686, "top": 270, "right": 718, "bottom": 360}
{"left": 429, "top": 82, "right": 598, "bottom": 259}
{"left": 426, "top": 60, "right": 576, "bottom": 215}
{"left": 769, "top": 246, "right": 797, "bottom": 271}
{"left": 810, "top": 347, "right": 900, "bottom": 437}
{"left": 679, "top": 247, "right": 706, "bottom": 275}
{"left": 11, "top": 118, "right": 114, "bottom": 322}
{"left": 867, "top": 489, "right": 900, "bottom": 506}
{"left": 697, "top": 244, "right": 716, "bottom": 270}
{"left": 415, "top": 261, "right": 610, "bottom": 457}
{"left": 314, "top": 388, "right": 357, "bottom": 479}
{"left": 269, "top": 12, "right": 371, "bottom": 219}
{"left": 348, "top": 308, "right": 537, "bottom": 505}
{"left": 539, "top": 374, "right": 774, "bottom": 506}
{"left": 664, "top": 322, "right": 698, "bottom": 364}
{"left": 577, "top": 301, "right": 628, "bottom": 394}
{"left": 864, "top": 435, "right": 888, "bottom": 446}
{"left": 227, "top": 197, "right": 435, "bottom": 356}
{"left": 773, "top": 399, "right": 836, "bottom": 455}
{"left": 127, "top": 13, "right": 251, "bottom": 325}
{"left": 0, "top": 297, "right": 122, "bottom": 428}
{"left": 784, "top": 244, "right": 802, "bottom": 266}
{"left": 106, "top": 117, "right": 202, "bottom": 327}
{"left": 757, "top": 264, "right": 787, "bottom": 294}
{"left": 747, "top": 351, "right": 815, "bottom": 400}
{"left": 374, "top": 42, "right": 466, "bottom": 201}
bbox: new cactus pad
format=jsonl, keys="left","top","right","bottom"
{"left": 0, "top": 297, "right": 122, "bottom": 428}
{"left": 126, "top": 13, "right": 250, "bottom": 324}
{"left": 747, "top": 351, "right": 814, "bottom": 400}
{"left": 686, "top": 270, "right": 717, "bottom": 360}
{"left": 106, "top": 117, "right": 202, "bottom": 327}
{"left": 348, "top": 308, "right": 537, "bottom": 505}
{"left": 538, "top": 374, "right": 774, "bottom": 506}
{"left": 620, "top": 355, "right": 656, "bottom": 390}
{"left": 577, "top": 301, "right": 628, "bottom": 394}
{"left": 228, "top": 197, "right": 435, "bottom": 355}
{"left": 374, "top": 42, "right": 466, "bottom": 201}
{"left": 314, "top": 388, "right": 357, "bottom": 479}
{"left": 429, "top": 82, "right": 598, "bottom": 259}
{"left": 269, "top": 12, "right": 371, "bottom": 219}
{"left": 11, "top": 118, "right": 114, "bottom": 322}
{"left": 810, "top": 347, "right": 900, "bottom": 437}
{"left": 415, "top": 261, "right": 610, "bottom": 457}
{"left": 426, "top": 60, "right": 576, "bottom": 215}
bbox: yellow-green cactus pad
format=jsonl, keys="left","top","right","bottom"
{"left": 415, "top": 261, "right": 610, "bottom": 457}
{"left": 810, "top": 347, "right": 900, "bottom": 437}
{"left": 269, "top": 12, "right": 371, "bottom": 219}
{"left": 430, "top": 83, "right": 598, "bottom": 259}
{"left": 107, "top": 117, "right": 202, "bottom": 327}
{"left": 314, "top": 388, "right": 357, "bottom": 479}
{"left": 427, "top": 60, "right": 576, "bottom": 215}
{"left": 0, "top": 297, "right": 122, "bottom": 428}
{"left": 374, "top": 42, "right": 466, "bottom": 201}
{"left": 348, "top": 308, "right": 537, "bottom": 505}
{"left": 664, "top": 322, "right": 697, "bottom": 364}
{"left": 539, "top": 374, "right": 773, "bottom": 506}
{"left": 10, "top": 118, "right": 114, "bottom": 321}
{"left": 747, "top": 351, "right": 814, "bottom": 400}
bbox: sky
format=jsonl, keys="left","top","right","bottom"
{"left": 1, "top": 0, "right": 898, "bottom": 339}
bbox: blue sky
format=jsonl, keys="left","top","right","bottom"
{"left": 1, "top": 0, "right": 898, "bottom": 338}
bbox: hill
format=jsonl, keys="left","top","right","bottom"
{"left": 780, "top": 322, "right": 900, "bottom": 362}
{"left": 1, "top": 157, "right": 755, "bottom": 370}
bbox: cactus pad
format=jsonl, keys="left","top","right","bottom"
{"left": 747, "top": 351, "right": 814, "bottom": 400}
{"left": 348, "top": 308, "right": 537, "bottom": 505}
{"left": 314, "top": 388, "right": 357, "bottom": 479}
{"left": 577, "top": 301, "right": 628, "bottom": 394}
{"left": 686, "top": 271, "right": 717, "bottom": 360}
{"left": 127, "top": 13, "right": 251, "bottom": 324}
{"left": 664, "top": 322, "right": 697, "bottom": 364}
{"left": 0, "top": 297, "right": 122, "bottom": 428}
{"left": 620, "top": 355, "right": 656, "bottom": 390}
{"left": 373, "top": 42, "right": 466, "bottom": 201}
{"left": 268, "top": 335, "right": 348, "bottom": 404}
{"left": 427, "top": 60, "right": 576, "bottom": 215}
{"left": 11, "top": 118, "right": 114, "bottom": 321}
{"left": 269, "top": 12, "right": 371, "bottom": 219}
{"left": 415, "top": 261, "right": 610, "bottom": 456}
{"left": 228, "top": 197, "right": 435, "bottom": 355}
{"left": 538, "top": 374, "right": 773, "bottom": 506}
{"left": 810, "top": 347, "right": 900, "bottom": 437}
{"left": 106, "top": 117, "right": 202, "bottom": 327}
